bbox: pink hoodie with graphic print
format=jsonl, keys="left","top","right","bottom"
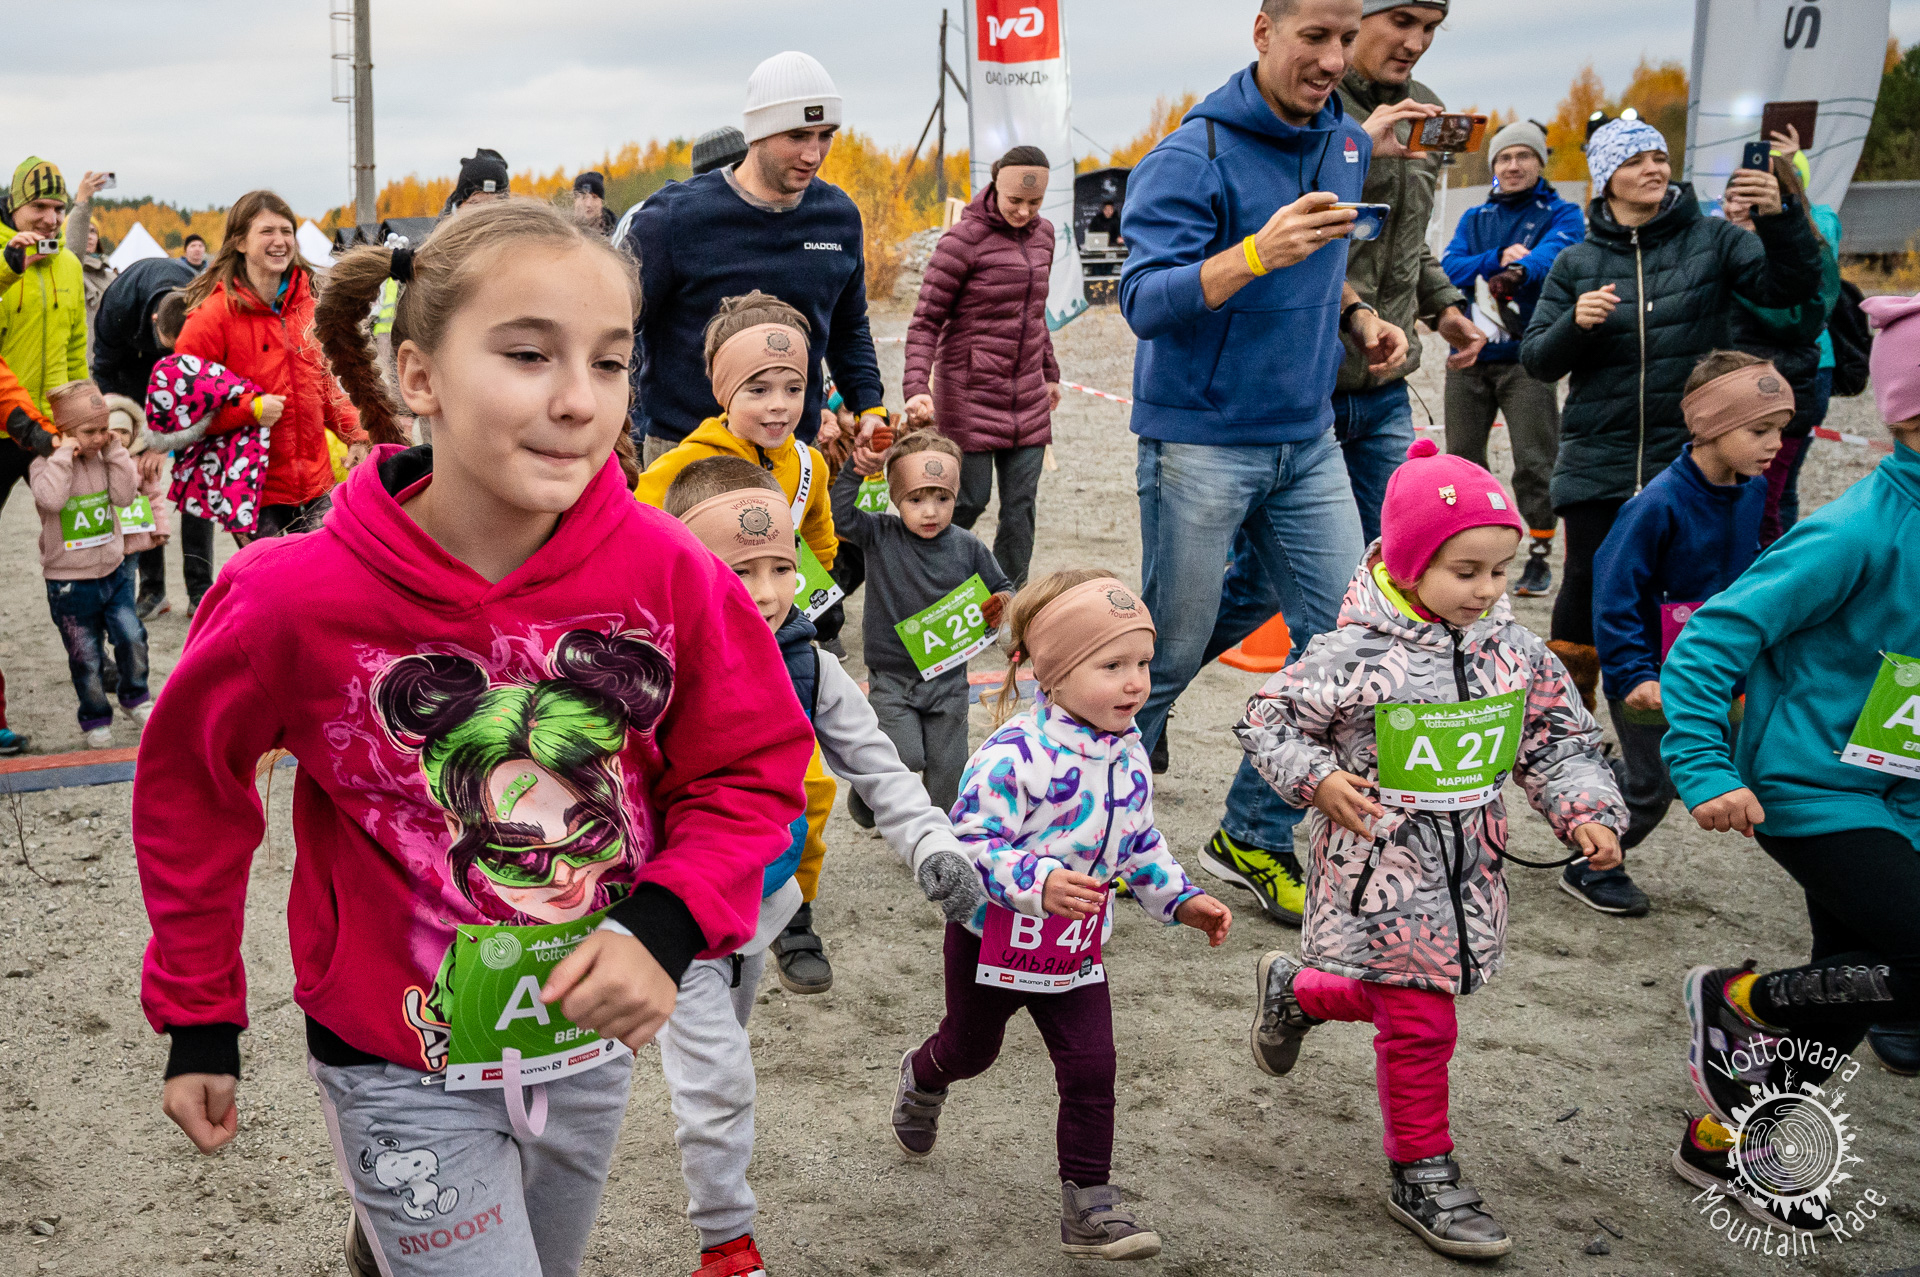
{"left": 135, "top": 445, "right": 814, "bottom": 1075}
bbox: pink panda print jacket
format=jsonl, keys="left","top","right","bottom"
{"left": 145, "top": 353, "right": 272, "bottom": 536}
{"left": 1235, "top": 547, "right": 1626, "bottom": 995}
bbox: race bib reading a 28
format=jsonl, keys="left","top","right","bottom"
{"left": 896, "top": 573, "right": 994, "bottom": 680}
{"left": 1374, "top": 691, "right": 1525, "bottom": 810}
{"left": 1841, "top": 652, "right": 1920, "bottom": 780}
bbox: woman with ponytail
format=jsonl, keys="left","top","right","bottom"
{"left": 134, "top": 198, "right": 815, "bottom": 1276}
{"left": 174, "top": 189, "right": 368, "bottom": 539}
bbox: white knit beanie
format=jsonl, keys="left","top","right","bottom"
{"left": 742, "top": 52, "right": 843, "bottom": 144}
{"left": 1486, "top": 119, "right": 1548, "bottom": 168}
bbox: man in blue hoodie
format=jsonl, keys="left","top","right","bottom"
{"left": 1120, "top": 0, "right": 1408, "bottom": 926}
{"left": 1441, "top": 119, "right": 1585, "bottom": 597}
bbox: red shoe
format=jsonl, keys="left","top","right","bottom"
{"left": 694, "top": 1234, "right": 767, "bottom": 1277}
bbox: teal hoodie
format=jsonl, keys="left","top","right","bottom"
{"left": 1660, "top": 441, "right": 1920, "bottom": 843}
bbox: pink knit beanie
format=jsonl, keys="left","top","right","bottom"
{"left": 1380, "top": 439, "right": 1527, "bottom": 583}
{"left": 1860, "top": 292, "right": 1920, "bottom": 425}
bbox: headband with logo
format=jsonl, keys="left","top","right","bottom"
{"left": 1023, "top": 578, "right": 1156, "bottom": 693}
{"left": 710, "top": 323, "right": 810, "bottom": 414}
{"left": 1680, "top": 362, "right": 1795, "bottom": 441}
{"left": 679, "top": 489, "right": 797, "bottom": 569}
{"left": 887, "top": 449, "right": 960, "bottom": 503}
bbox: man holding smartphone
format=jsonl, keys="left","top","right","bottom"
{"left": 0, "top": 157, "right": 93, "bottom": 514}
{"left": 1333, "top": 0, "right": 1487, "bottom": 541}
{"left": 1119, "top": 0, "right": 1407, "bottom": 927}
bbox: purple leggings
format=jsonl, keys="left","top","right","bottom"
{"left": 911, "top": 924, "right": 1117, "bottom": 1186}
{"left": 1294, "top": 969, "right": 1458, "bottom": 1163}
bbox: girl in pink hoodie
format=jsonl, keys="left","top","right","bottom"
{"left": 136, "top": 199, "right": 814, "bottom": 1277}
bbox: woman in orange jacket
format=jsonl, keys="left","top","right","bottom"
{"left": 176, "top": 191, "right": 366, "bottom": 539}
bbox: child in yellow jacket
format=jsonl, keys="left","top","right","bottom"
{"left": 635, "top": 291, "right": 837, "bottom": 572}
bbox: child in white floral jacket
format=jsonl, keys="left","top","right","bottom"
{"left": 1236, "top": 440, "right": 1625, "bottom": 1263}
{"left": 889, "top": 569, "right": 1230, "bottom": 1263}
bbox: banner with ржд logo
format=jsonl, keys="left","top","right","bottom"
{"left": 964, "top": 0, "right": 1088, "bottom": 331}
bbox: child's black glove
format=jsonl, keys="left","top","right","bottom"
{"left": 916, "top": 850, "right": 984, "bottom": 926}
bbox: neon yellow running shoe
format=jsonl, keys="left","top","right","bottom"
{"left": 1198, "top": 829, "right": 1304, "bottom": 926}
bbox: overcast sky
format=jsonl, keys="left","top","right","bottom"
{"left": 23, "top": 0, "right": 1920, "bottom": 216}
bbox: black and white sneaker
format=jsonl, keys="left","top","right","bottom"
{"left": 1684, "top": 963, "right": 1772, "bottom": 1125}
{"left": 1513, "top": 539, "right": 1553, "bottom": 597}
{"left": 1250, "top": 950, "right": 1320, "bottom": 1077}
{"left": 1671, "top": 1114, "right": 1829, "bottom": 1234}
{"left": 1559, "top": 862, "right": 1651, "bottom": 916}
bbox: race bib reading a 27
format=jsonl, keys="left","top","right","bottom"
{"left": 1841, "top": 652, "right": 1920, "bottom": 780}
{"left": 896, "top": 573, "right": 994, "bottom": 680}
{"left": 1374, "top": 691, "right": 1525, "bottom": 810}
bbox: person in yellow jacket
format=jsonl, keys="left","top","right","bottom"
{"left": 1, "top": 157, "right": 90, "bottom": 513}
{"left": 636, "top": 290, "right": 844, "bottom": 991}
{"left": 634, "top": 291, "right": 837, "bottom": 571}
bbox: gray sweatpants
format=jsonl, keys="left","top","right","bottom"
{"left": 310, "top": 1053, "right": 634, "bottom": 1277}
{"left": 864, "top": 667, "right": 972, "bottom": 814}
{"left": 1443, "top": 360, "right": 1560, "bottom": 533}
{"left": 657, "top": 952, "right": 767, "bottom": 1248}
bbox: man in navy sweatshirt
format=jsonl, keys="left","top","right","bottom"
{"left": 624, "top": 51, "right": 887, "bottom": 462}
{"left": 1120, "top": 0, "right": 1407, "bottom": 927}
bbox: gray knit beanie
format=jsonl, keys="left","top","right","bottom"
{"left": 692, "top": 127, "right": 749, "bottom": 176}
{"left": 1362, "top": 0, "right": 1448, "bottom": 14}
{"left": 1486, "top": 120, "right": 1548, "bottom": 168}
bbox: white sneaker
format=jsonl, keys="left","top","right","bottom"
{"left": 84, "top": 726, "right": 113, "bottom": 750}
{"left": 128, "top": 701, "right": 154, "bottom": 726}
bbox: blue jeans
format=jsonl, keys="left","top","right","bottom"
{"left": 1331, "top": 380, "right": 1414, "bottom": 545}
{"left": 47, "top": 557, "right": 148, "bottom": 730}
{"left": 1136, "top": 432, "right": 1365, "bottom": 851}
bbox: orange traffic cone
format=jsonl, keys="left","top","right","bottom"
{"left": 1217, "top": 612, "right": 1292, "bottom": 673}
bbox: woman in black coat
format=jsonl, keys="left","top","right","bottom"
{"left": 1521, "top": 119, "right": 1820, "bottom": 694}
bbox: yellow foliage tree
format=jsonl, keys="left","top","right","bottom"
{"left": 89, "top": 202, "right": 231, "bottom": 256}
{"left": 1544, "top": 59, "right": 1690, "bottom": 188}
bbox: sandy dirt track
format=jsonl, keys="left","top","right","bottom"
{"left": 0, "top": 303, "right": 1914, "bottom": 1276}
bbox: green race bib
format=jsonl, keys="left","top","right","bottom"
{"left": 116, "top": 494, "right": 156, "bottom": 535}
{"left": 1841, "top": 652, "right": 1920, "bottom": 780}
{"left": 896, "top": 573, "right": 994, "bottom": 681}
{"left": 60, "top": 489, "right": 114, "bottom": 550}
{"left": 1374, "top": 690, "right": 1525, "bottom": 810}
{"left": 856, "top": 473, "right": 890, "bottom": 513}
{"left": 441, "top": 909, "right": 629, "bottom": 1092}
{"left": 793, "top": 539, "right": 844, "bottom": 621}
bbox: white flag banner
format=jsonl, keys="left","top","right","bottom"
{"left": 1685, "top": 0, "right": 1890, "bottom": 208}
{"left": 964, "top": 0, "right": 1087, "bottom": 330}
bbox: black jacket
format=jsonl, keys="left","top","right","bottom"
{"left": 90, "top": 255, "right": 198, "bottom": 399}
{"left": 1521, "top": 184, "right": 1820, "bottom": 509}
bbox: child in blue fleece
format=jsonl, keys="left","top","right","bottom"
{"left": 1582, "top": 352, "right": 1789, "bottom": 916}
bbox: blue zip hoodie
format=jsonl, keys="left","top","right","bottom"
{"left": 1593, "top": 445, "right": 1764, "bottom": 700}
{"left": 1440, "top": 179, "right": 1584, "bottom": 364}
{"left": 1661, "top": 442, "right": 1920, "bottom": 844}
{"left": 1118, "top": 66, "right": 1370, "bottom": 445}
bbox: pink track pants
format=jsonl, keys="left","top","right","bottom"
{"left": 1293, "top": 968, "right": 1457, "bottom": 1163}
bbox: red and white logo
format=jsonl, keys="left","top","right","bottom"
{"left": 1344, "top": 137, "right": 1360, "bottom": 163}
{"left": 976, "top": 0, "right": 1059, "bottom": 63}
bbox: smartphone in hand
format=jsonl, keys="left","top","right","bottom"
{"left": 1740, "top": 141, "right": 1773, "bottom": 171}
{"left": 1407, "top": 114, "right": 1488, "bottom": 154}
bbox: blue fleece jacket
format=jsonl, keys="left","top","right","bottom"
{"left": 1661, "top": 442, "right": 1920, "bottom": 844}
{"left": 623, "top": 170, "right": 885, "bottom": 446}
{"left": 1440, "top": 180, "right": 1584, "bottom": 364}
{"left": 1593, "top": 445, "right": 1764, "bottom": 700}
{"left": 1118, "top": 66, "right": 1369, "bottom": 445}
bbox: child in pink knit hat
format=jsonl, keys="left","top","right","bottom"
{"left": 1234, "top": 437, "right": 1624, "bottom": 1260}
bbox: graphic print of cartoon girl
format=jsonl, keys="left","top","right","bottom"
{"left": 376, "top": 628, "right": 673, "bottom": 923}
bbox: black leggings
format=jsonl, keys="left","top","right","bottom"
{"left": 1549, "top": 498, "right": 1625, "bottom": 646}
{"left": 1746, "top": 827, "right": 1920, "bottom": 1073}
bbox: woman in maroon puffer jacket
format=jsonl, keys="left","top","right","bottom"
{"left": 903, "top": 146, "right": 1061, "bottom": 587}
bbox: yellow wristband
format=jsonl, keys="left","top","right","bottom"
{"left": 251, "top": 397, "right": 265, "bottom": 422}
{"left": 1242, "top": 234, "right": 1268, "bottom": 277}
{"left": 859, "top": 406, "right": 888, "bottom": 417}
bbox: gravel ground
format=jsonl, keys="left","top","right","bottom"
{"left": 0, "top": 301, "right": 1913, "bottom": 1277}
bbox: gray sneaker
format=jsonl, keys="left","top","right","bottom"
{"left": 1386, "top": 1156, "right": 1513, "bottom": 1259}
{"left": 1060, "top": 1182, "right": 1162, "bottom": 1260}
{"left": 1250, "top": 950, "right": 1320, "bottom": 1077}
{"left": 890, "top": 1050, "right": 947, "bottom": 1158}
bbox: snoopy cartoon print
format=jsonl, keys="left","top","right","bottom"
{"left": 359, "top": 1137, "right": 458, "bottom": 1220}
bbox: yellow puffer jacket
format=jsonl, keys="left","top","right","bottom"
{"left": 633, "top": 415, "right": 838, "bottom": 569}
{"left": 0, "top": 233, "right": 89, "bottom": 415}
